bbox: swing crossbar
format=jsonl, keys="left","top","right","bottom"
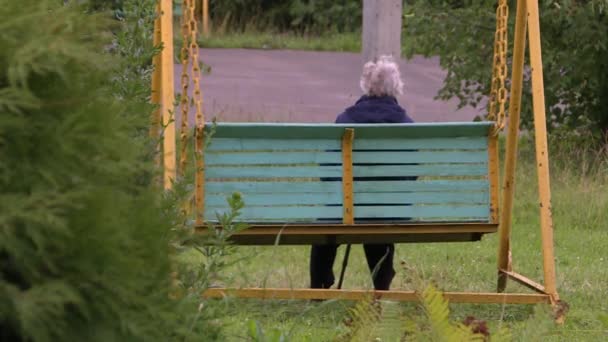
{"left": 203, "top": 288, "right": 551, "bottom": 304}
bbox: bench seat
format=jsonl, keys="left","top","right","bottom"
{"left": 201, "top": 122, "right": 499, "bottom": 245}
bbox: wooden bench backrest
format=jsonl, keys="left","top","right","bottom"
{"left": 204, "top": 122, "right": 497, "bottom": 224}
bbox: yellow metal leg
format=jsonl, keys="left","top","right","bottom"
{"left": 497, "top": 0, "right": 527, "bottom": 292}
{"left": 488, "top": 136, "right": 500, "bottom": 224}
{"left": 160, "top": 0, "right": 175, "bottom": 190}
{"left": 526, "top": 0, "right": 560, "bottom": 305}
{"left": 151, "top": 5, "right": 162, "bottom": 174}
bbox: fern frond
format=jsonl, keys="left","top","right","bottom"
{"left": 374, "top": 301, "right": 404, "bottom": 342}
{"left": 335, "top": 295, "right": 381, "bottom": 342}
{"left": 420, "top": 284, "right": 484, "bottom": 342}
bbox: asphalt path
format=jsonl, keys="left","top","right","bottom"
{"left": 174, "top": 48, "right": 482, "bottom": 124}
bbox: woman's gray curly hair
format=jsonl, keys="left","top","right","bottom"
{"left": 359, "top": 55, "right": 404, "bottom": 97}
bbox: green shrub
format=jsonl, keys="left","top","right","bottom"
{"left": 403, "top": 0, "right": 608, "bottom": 140}
{"left": 209, "top": 0, "right": 361, "bottom": 33}
{"left": 0, "top": 1, "right": 208, "bottom": 340}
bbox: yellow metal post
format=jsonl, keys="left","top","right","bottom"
{"left": 526, "top": 0, "right": 559, "bottom": 302}
{"left": 151, "top": 4, "right": 162, "bottom": 171}
{"left": 497, "top": 0, "right": 527, "bottom": 292}
{"left": 202, "top": 0, "right": 209, "bottom": 37}
{"left": 160, "top": 0, "right": 176, "bottom": 189}
{"left": 488, "top": 136, "right": 500, "bottom": 224}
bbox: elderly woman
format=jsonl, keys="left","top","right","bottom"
{"left": 310, "top": 55, "right": 414, "bottom": 291}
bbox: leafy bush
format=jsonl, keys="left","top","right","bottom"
{"left": 0, "top": 1, "right": 208, "bottom": 340}
{"left": 209, "top": 0, "right": 361, "bottom": 33}
{"left": 403, "top": 0, "right": 608, "bottom": 140}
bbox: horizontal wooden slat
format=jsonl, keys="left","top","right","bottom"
{"left": 354, "top": 205, "right": 489, "bottom": 219}
{"left": 206, "top": 180, "right": 488, "bottom": 194}
{"left": 206, "top": 150, "right": 488, "bottom": 166}
{"left": 353, "top": 151, "right": 488, "bottom": 164}
{"left": 206, "top": 191, "right": 489, "bottom": 207}
{"left": 207, "top": 192, "right": 341, "bottom": 206}
{"left": 205, "top": 206, "right": 337, "bottom": 221}
{"left": 206, "top": 164, "right": 487, "bottom": 179}
{"left": 205, "top": 205, "right": 489, "bottom": 221}
{"left": 206, "top": 122, "right": 494, "bottom": 139}
{"left": 206, "top": 151, "right": 341, "bottom": 165}
{"left": 197, "top": 223, "right": 497, "bottom": 244}
{"left": 207, "top": 181, "right": 342, "bottom": 193}
{"left": 353, "top": 164, "right": 487, "bottom": 177}
{"left": 206, "top": 165, "right": 342, "bottom": 178}
{"left": 203, "top": 288, "right": 550, "bottom": 304}
{"left": 207, "top": 137, "right": 488, "bottom": 152}
{"left": 354, "top": 180, "right": 489, "bottom": 192}
{"left": 222, "top": 223, "right": 498, "bottom": 235}
{"left": 353, "top": 137, "right": 487, "bottom": 150}
{"left": 229, "top": 233, "right": 486, "bottom": 244}
{"left": 207, "top": 138, "right": 340, "bottom": 152}
{"left": 354, "top": 191, "right": 489, "bottom": 204}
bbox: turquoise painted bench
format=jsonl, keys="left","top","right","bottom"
{"left": 202, "top": 122, "right": 499, "bottom": 245}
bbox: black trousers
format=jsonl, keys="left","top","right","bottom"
{"left": 310, "top": 244, "right": 396, "bottom": 290}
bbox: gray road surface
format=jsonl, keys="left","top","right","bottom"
{"left": 174, "top": 49, "right": 482, "bottom": 124}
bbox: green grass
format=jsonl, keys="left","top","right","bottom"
{"left": 195, "top": 31, "right": 361, "bottom": 52}
{"left": 174, "top": 28, "right": 361, "bottom": 53}
{"left": 181, "top": 141, "right": 608, "bottom": 341}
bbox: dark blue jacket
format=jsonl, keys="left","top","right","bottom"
{"left": 335, "top": 95, "right": 414, "bottom": 124}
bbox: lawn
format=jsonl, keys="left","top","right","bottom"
{"left": 195, "top": 31, "right": 361, "bottom": 53}
{"left": 181, "top": 140, "right": 608, "bottom": 341}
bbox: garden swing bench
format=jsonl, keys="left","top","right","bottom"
{"left": 152, "top": 0, "right": 563, "bottom": 317}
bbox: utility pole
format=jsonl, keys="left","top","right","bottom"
{"left": 202, "top": 0, "right": 209, "bottom": 37}
{"left": 362, "top": 0, "right": 402, "bottom": 62}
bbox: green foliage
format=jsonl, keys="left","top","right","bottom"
{"left": 196, "top": 31, "right": 360, "bottom": 52}
{"left": 409, "top": 285, "right": 491, "bottom": 341}
{"left": 403, "top": 0, "right": 608, "bottom": 139}
{"left": 334, "top": 284, "right": 512, "bottom": 341}
{"left": 247, "top": 319, "right": 288, "bottom": 342}
{"left": 205, "top": 1, "right": 608, "bottom": 138}
{"left": 0, "top": 0, "right": 210, "bottom": 340}
{"left": 336, "top": 297, "right": 404, "bottom": 342}
{"left": 209, "top": 0, "right": 361, "bottom": 33}
{"left": 87, "top": 0, "right": 124, "bottom": 12}
{"left": 172, "top": 189, "right": 248, "bottom": 295}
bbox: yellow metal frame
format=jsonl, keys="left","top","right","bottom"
{"left": 153, "top": 0, "right": 563, "bottom": 319}
{"left": 341, "top": 129, "right": 355, "bottom": 225}
{"left": 152, "top": 0, "right": 175, "bottom": 189}
{"left": 488, "top": 135, "right": 500, "bottom": 224}
{"left": 219, "top": 223, "right": 497, "bottom": 245}
{"left": 204, "top": 288, "right": 550, "bottom": 304}
{"left": 497, "top": 0, "right": 560, "bottom": 303}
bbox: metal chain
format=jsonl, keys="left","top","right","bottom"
{"left": 178, "top": 0, "right": 192, "bottom": 176}
{"left": 188, "top": 0, "right": 203, "bottom": 130}
{"left": 489, "top": 0, "right": 509, "bottom": 135}
{"left": 187, "top": 0, "right": 205, "bottom": 226}
{"left": 177, "top": 0, "right": 205, "bottom": 225}
{"left": 178, "top": 0, "right": 204, "bottom": 173}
